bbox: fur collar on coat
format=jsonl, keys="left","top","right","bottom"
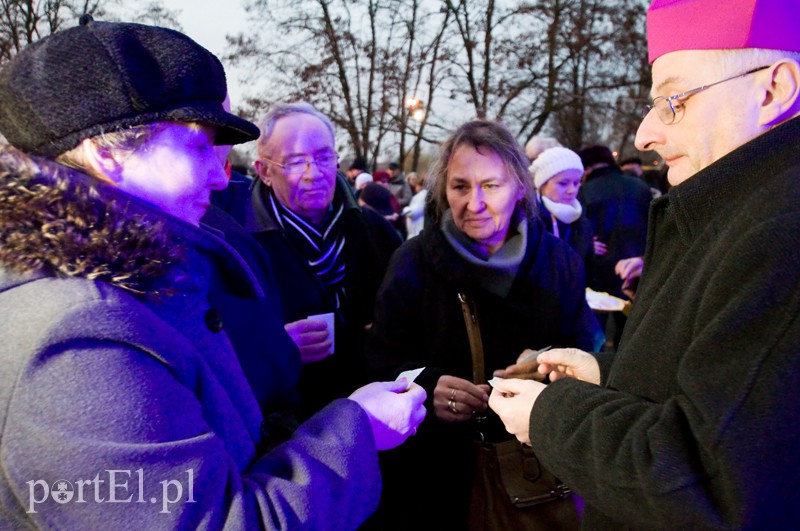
{"left": 0, "top": 146, "right": 183, "bottom": 297}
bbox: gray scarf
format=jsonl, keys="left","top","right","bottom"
{"left": 440, "top": 210, "right": 527, "bottom": 298}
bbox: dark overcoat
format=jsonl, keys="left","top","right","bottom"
{"left": 578, "top": 166, "right": 652, "bottom": 297}
{"left": 532, "top": 116, "right": 800, "bottom": 529}
{"left": 215, "top": 175, "right": 402, "bottom": 418}
{"left": 0, "top": 154, "right": 381, "bottom": 529}
{"left": 366, "top": 217, "right": 601, "bottom": 528}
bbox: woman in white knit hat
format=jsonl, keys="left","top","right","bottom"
{"left": 530, "top": 146, "right": 598, "bottom": 268}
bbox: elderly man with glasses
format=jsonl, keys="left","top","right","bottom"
{"left": 489, "top": 0, "right": 800, "bottom": 528}
{"left": 217, "top": 102, "right": 403, "bottom": 421}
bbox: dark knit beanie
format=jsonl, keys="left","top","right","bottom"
{"left": 577, "top": 145, "right": 618, "bottom": 169}
{"left": 359, "top": 183, "right": 395, "bottom": 216}
{"left": 349, "top": 156, "right": 368, "bottom": 171}
{"left": 0, "top": 16, "right": 259, "bottom": 157}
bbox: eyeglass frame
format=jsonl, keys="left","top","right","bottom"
{"left": 261, "top": 151, "right": 339, "bottom": 176}
{"left": 643, "top": 65, "right": 771, "bottom": 125}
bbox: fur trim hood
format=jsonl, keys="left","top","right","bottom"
{"left": 0, "top": 146, "right": 184, "bottom": 296}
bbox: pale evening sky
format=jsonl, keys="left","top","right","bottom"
{"left": 165, "top": 0, "right": 251, "bottom": 105}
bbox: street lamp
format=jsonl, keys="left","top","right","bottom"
{"left": 406, "top": 97, "right": 425, "bottom": 122}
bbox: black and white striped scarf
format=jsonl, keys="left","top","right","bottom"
{"left": 266, "top": 189, "right": 347, "bottom": 309}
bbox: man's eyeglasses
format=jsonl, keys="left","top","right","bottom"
{"left": 642, "top": 65, "right": 771, "bottom": 125}
{"left": 262, "top": 152, "right": 339, "bottom": 176}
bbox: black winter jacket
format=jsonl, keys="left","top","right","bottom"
{"left": 578, "top": 166, "right": 652, "bottom": 297}
{"left": 365, "top": 216, "right": 601, "bottom": 528}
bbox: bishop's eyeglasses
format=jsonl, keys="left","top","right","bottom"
{"left": 642, "top": 65, "right": 770, "bottom": 125}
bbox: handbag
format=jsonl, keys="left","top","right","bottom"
{"left": 458, "top": 292, "right": 580, "bottom": 530}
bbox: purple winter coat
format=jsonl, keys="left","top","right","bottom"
{"left": 0, "top": 151, "right": 381, "bottom": 529}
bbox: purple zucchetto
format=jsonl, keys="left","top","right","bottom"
{"left": 647, "top": 0, "right": 800, "bottom": 64}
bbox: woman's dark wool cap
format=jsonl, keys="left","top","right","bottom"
{"left": 0, "top": 16, "right": 260, "bottom": 157}
{"left": 360, "top": 182, "right": 396, "bottom": 217}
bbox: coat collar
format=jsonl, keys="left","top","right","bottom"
{"left": 584, "top": 164, "right": 621, "bottom": 182}
{"left": 242, "top": 173, "right": 358, "bottom": 233}
{"left": 664, "top": 115, "right": 800, "bottom": 243}
{"left": 0, "top": 149, "right": 186, "bottom": 296}
{"left": 0, "top": 147, "right": 254, "bottom": 298}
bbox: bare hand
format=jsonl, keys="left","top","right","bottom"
{"left": 284, "top": 318, "right": 332, "bottom": 363}
{"left": 536, "top": 348, "right": 601, "bottom": 384}
{"left": 434, "top": 375, "right": 490, "bottom": 423}
{"left": 488, "top": 379, "right": 547, "bottom": 445}
{"left": 492, "top": 349, "right": 547, "bottom": 382}
{"left": 615, "top": 256, "right": 644, "bottom": 281}
{"left": 349, "top": 380, "right": 427, "bottom": 451}
{"left": 593, "top": 236, "right": 607, "bottom": 256}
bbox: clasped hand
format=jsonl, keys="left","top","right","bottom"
{"left": 434, "top": 375, "right": 490, "bottom": 422}
{"left": 489, "top": 348, "right": 600, "bottom": 444}
{"left": 285, "top": 318, "right": 332, "bottom": 363}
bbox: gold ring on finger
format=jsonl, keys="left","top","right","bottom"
{"left": 448, "top": 399, "right": 458, "bottom": 414}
